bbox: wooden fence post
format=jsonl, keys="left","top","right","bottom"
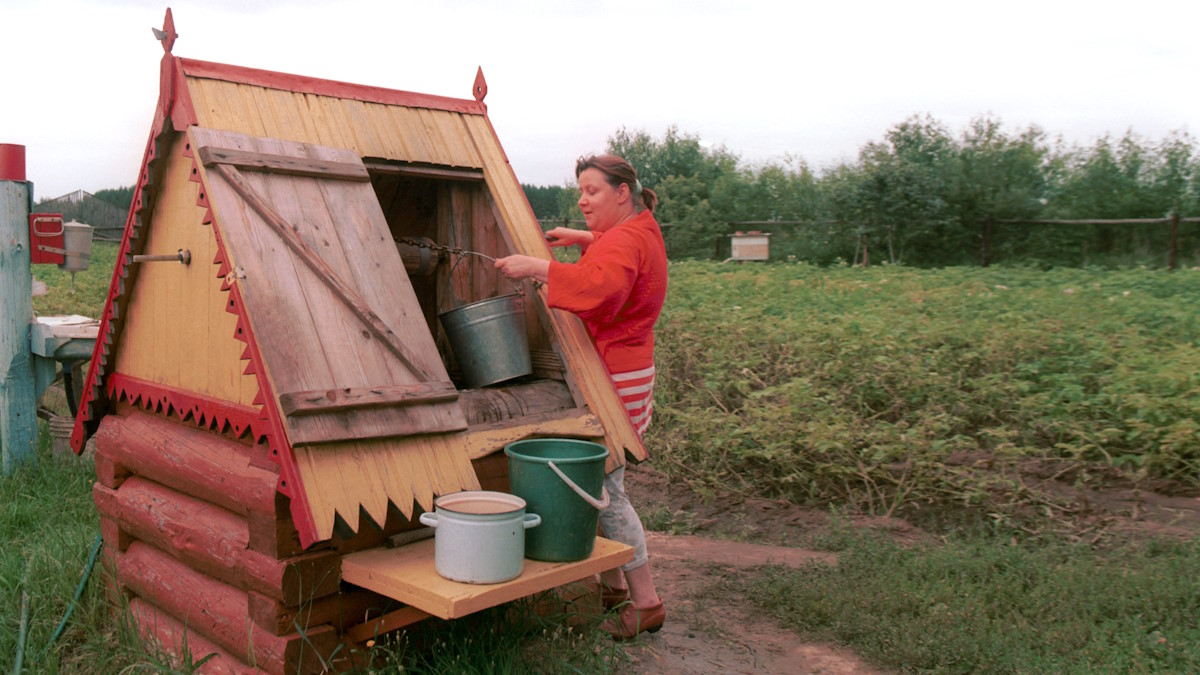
{"left": 981, "top": 215, "right": 994, "bottom": 267}
{"left": 1, "top": 143, "right": 37, "bottom": 473}
{"left": 1168, "top": 211, "right": 1179, "bottom": 271}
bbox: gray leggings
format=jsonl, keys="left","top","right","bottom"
{"left": 598, "top": 466, "right": 648, "bottom": 571}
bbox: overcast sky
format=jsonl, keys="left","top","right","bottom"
{"left": 3, "top": 0, "right": 1199, "bottom": 200}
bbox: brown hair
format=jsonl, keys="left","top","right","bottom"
{"left": 575, "top": 154, "right": 658, "bottom": 214}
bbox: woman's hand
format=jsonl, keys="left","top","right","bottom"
{"left": 494, "top": 255, "right": 550, "bottom": 283}
{"left": 544, "top": 227, "right": 594, "bottom": 249}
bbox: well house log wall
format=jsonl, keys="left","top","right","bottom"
{"left": 93, "top": 377, "right": 575, "bottom": 672}
{"left": 93, "top": 405, "right": 402, "bottom": 673}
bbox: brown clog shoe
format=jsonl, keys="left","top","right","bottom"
{"left": 605, "top": 601, "right": 666, "bottom": 641}
{"left": 600, "top": 585, "right": 630, "bottom": 611}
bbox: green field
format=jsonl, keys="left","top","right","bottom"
{"left": 653, "top": 261, "right": 1200, "bottom": 529}
{"left": 5, "top": 247, "right": 1199, "bottom": 672}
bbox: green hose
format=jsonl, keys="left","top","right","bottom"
{"left": 38, "top": 533, "right": 104, "bottom": 663}
{"left": 14, "top": 559, "right": 33, "bottom": 675}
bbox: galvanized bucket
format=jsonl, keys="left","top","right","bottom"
{"left": 61, "top": 221, "right": 93, "bottom": 273}
{"left": 439, "top": 293, "right": 532, "bottom": 388}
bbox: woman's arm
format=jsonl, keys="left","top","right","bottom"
{"left": 494, "top": 255, "right": 550, "bottom": 283}
{"left": 544, "top": 227, "right": 596, "bottom": 251}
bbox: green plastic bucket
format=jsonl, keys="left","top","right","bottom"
{"left": 505, "top": 438, "right": 610, "bottom": 562}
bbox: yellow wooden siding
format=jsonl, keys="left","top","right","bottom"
{"left": 110, "top": 134, "right": 258, "bottom": 406}
{"left": 294, "top": 433, "right": 480, "bottom": 536}
{"left": 185, "top": 77, "right": 482, "bottom": 169}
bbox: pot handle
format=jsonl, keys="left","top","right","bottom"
{"left": 546, "top": 460, "right": 610, "bottom": 510}
{"left": 523, "top": 513, "right": 542, "bottom": 529}
{"left": 418, "top": 512, "right": 438, "bottom": 528}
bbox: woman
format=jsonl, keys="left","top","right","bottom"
{"left": 494, "top": 154, "right": 667, "bottom": 640}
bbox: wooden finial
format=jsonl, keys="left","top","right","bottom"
{"left": 151, "top": 7, "right": 178, "bottom": 53}
{"left": 473, "top": 67, "right": 487, "bottom": 103}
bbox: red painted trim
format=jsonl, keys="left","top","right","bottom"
{"left": 179, "top": 57, "right": 487, "bottom": 116}
{"left": 106, "top": 373, "right": 261, "bottom": 439}
{"left": 170, "top": 57, "right": 199, "bottom": 130}
{"left": 0, "top": 144, "right": 25, "bottom": 181}
{"left": 224, "top": 281, "right": 321, "bottom": 548}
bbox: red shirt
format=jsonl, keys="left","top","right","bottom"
{"left": 546, "top": 210, "right": 668, "bottom": 375}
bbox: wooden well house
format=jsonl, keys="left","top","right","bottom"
{"left": 71, "top": 16, "right": 643, "bottom": 673}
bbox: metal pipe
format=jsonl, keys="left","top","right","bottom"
{"left": 132, "top": 249, "right": 191, "bottom": 265}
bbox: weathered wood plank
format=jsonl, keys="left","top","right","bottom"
{"left": 363, "top": 160, "right": 483, "bottom": 182}
{"left": 198, "top": 146, "right": 370, "bottom": 182}
{"left": 341, "top": 537, "right": 632, "bottom": 620}
{"left": 344, "top": 606, "right": 431, "bottom": 644}
{"left": 278, "top": 382, "right": 458, "bottom": 416}
{"left": 212, "top": 162, "right": 435, "bottom": 381}
{"left": 463, "top": 408, "right": 605, "bottom": 459}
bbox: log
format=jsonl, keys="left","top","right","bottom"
{"left": 463, "top": 408, "right": 604, "bottom": 459}
{"left": 129, "top": 597, "right": 261, "bottom": 675}
{"left": 93, "top": 410, "right": 278, "bottom": 517}
{"left": 246, "top": 493, "right": 307, "bottom": 559}
{"left": 248, "top": 587, "right": 395, "bottom": 636}
{"left": 98, "top": 513, "right": 132, "bottom": 553}
{"left": 457, "top": 379, "right": 574, "bottom": 425}
{"left": 115, "top": 542, "right": 339, "bottom": 674}
{"left": 93, "top": 479, "right": 340, "bottom": 604}
{"left": 93, "top": 451, "right": 130, "bottom": 490}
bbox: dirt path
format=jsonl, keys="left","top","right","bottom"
{"left": 619, "top": 532, "right": 878, "bottom": 674}
{"left": 615, "top": 468, "right": 888, "bottom": 674}
{"left": 613, "top": 458, "right": 1200, "bottom": 674}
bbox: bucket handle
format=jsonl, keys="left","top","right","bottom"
{"left": 523, "top": 513, "right": 542, "bottom": 529}
{"left": 546, "top": 461, "right": 610, "bottom": 510}
{"left": 418, "top": 512, "right": 438, "bottom": 528}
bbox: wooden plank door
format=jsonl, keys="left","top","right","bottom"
{"left": 191, "top": 127, "right": 465, "bottom": 446}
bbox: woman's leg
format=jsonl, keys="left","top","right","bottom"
{"left": 598, "top": 467, "right": 661, "bottom": 608}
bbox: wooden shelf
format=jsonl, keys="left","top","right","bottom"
{"left": 341, "top": 536, "right": 632, "bottom": 620}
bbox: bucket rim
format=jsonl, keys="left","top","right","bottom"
{"left": 434, "top": 490, "right": 527, "bottom": 516}
{"left": 438, "top": 293, "right": 522, "bottom": 319}
{"left": 505, "top": 438, "right": 609, "bottom": 464}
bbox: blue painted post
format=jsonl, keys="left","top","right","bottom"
{"left": 1, "top": 143, "right": 37, "bottom": 473}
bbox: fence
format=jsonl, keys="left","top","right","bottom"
{"left": 539, "top": 216, "right": 1198, "bottom": 268}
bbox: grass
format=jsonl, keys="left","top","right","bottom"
{"left": 736, "top": 528, "right": 1200, "bottom": 674}
{"left": 0, "top": 430, "right": 143, "bottom": 673}
{"left": 31, "top": 241, "right": 119, "bottom": 318}
{"left": 8, "top": 250, "right": 1200, "bottom": 671}
{"left": 364, "top": 595, "right": 631, "bottom": 673}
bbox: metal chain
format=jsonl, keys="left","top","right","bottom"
{"left": 395, "top": 236, "right": 527, "bottom": 300}
{"left": 394, "top": 236, "right": 496, "bottom": 264}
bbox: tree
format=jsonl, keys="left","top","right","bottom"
{"left": 521, "top": 184, "right": 565, "bottom": 221}
{"left": 606, "top": 125, "right": 739, "bottom": 259}
{"left": 951, "top": 116, "right": 1048, "bottom": 264}
{"left": 94, "top": 186, "right": 134, "bottom": 210}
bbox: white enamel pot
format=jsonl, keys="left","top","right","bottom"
{"left": 418, "top": 491, "right": 541, "bottom": 584}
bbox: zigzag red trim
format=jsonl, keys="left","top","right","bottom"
{"left": 224, "top": 278, "right": 321, "bottom": 548}
{"left": 106, "top": 373, "right": 261, "bottom": 440}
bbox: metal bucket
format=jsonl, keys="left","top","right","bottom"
{"left": 439, "top": 294, "right": 532, "bottom": 388}
{"left": 60, "top": 221, "right": 93, "bottom": 273}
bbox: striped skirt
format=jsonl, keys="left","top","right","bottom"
{"left": 611, "top": 364, "right": 655, "bottom": 437}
